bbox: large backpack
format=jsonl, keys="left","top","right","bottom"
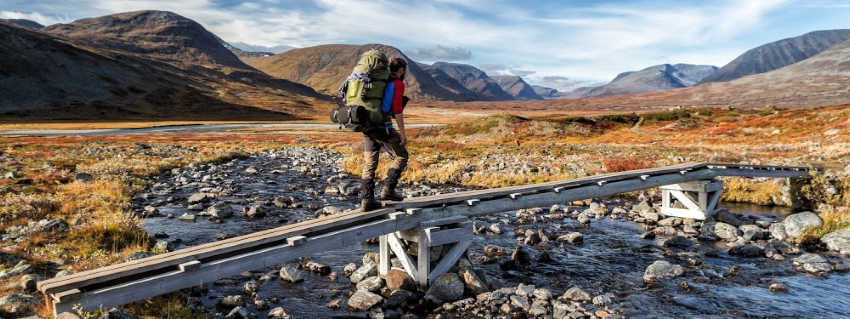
{"left": 331, "top": 49, "right": 391, "bottom": 130}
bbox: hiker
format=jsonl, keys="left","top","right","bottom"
{"left": 359, "top": 57, "right": 409, "bottom": 211}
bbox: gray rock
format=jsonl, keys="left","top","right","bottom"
{"left": 384, "top": 289, "right": 415, "bottom": 308}
{"left": 488, "top": 223, "right": 502, "bottom": 234}
{"left": 529, "top": 299, "right": 549, "bottom": 316}
{"left": 187, "top": 192, "right": 209, "bottom": 204}
{"left": 821, "top": 229, "right": 850, "bottom": 255}
{"left": 769, "top": 282, "right": 788, "bottom": 293}
{"left": 459, "top": 268, "right": 489, "bottom": 295}
{"left": 658, "top": 217, "right": 682, "bottom": 227}
{"left": 592, "top": 294, "right": 613, "bottom": 306}
{"left": 792, "top": 253, "right": 833, "bottom": 274}
{"left": 0, "top": 293, "right": 36, "bottom": 307}
{"left": 561, "top": 286, "right": 591, "bottom": 302}
{"left": 712, "top": 222, "right": 741, "bottom": 241}
{"left": 178, "top": 213, "right": 196, "bottom": 221}
{"left": 208, "top": 202, "right": 234, "bottom": 219}
{"left": 219, "top": 295, "right": 244, "bottom": 307}
{"left": 769, "top": 223, "right": 787, "bottom": 241}
{"left": 640, "top": 211, "right": 660, "bottom": 223}
{"left": 510, "top": 295, "right": 531, "bottom": 311}
{"left": 343, "top": 263, "right": 358, "bottom": 276}
{"left": 268, "top": 306, "right": 291, "bottom": 318}
{"left": 356, "top": 276, "right": 384, "bottom": 293}
{"left": 347, "top": 290, "right": 383, "bottom": 311}
{"left": 515, "top": 283, "right": 535, "bottom": 297}
{"left": 533, "top": 288, "right": 553, "bottom": 301}
{"left": 557, "top": 232, "right": 584, "bottom": 245}
{"left": 74, "top": 173, "right": 94, "bottom": 182}
{"left": 728, "top": 244, "right": 764, "bottom": 258}
{"left": 226, "top": 306, "right": 249, "bottom": 319}
{"left": 37, "top": 219, "right": 69, "bottom": 233}
{"left": 552, "top": 301, "right": 571, "bottom": 319}
{"left": 187, "top": 203, "right": 204, "bottom": 211}
{"left": 425, "top": 273, "right": 464, "bottom": 303}
{"left": 57, "top": 312, "right": 82, "bottom": 319}
{"left": 349, "top": 263, "right": 377, "bottom": 284}
{"left": 661, "top": 236, "right": 693, "bottom": 249}
{"left": 99, "top": 308, "right": 138, "bottom": 319}
{"left": 244, "top": 205, "right": 265, "bottom": 218}
{"left": 643, "top": 260, "right": 684, "bottom": 283}
{"left": 243, "top": 281, "right": 258, "bottom": 294}
{"left": 716, "top": 209, "right": 744, "bottom": 226}
{"left": 783, "top": 212, "right": 823, "bottom": 239}
{"left": 279, "top": 265, "right": 304, "bottom": 283}
{"left": 152, "top": 240, "right": 170, "bottom": 254}
{"left": 0, "top": 262, "right": 33, "bottom": 279}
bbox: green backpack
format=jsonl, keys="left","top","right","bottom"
{"left": 337, "top": 49, "right": 391, "bottom": 127}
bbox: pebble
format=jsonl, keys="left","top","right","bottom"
{"left": 769, "top": 282, "right": 788, "bottom": 293}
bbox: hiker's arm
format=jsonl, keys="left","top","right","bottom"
{"left": 395, "top": 113, "right": 407, "bottom": 146}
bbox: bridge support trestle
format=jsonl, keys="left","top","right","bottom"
{"left": 379, "top": 216, "right": 472, "bottom": 288}
{"left": 660, "top": 179, "right": 722, "bottom": 220}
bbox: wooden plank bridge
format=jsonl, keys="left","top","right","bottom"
{"left": 37, "top": 162, "right": 815, "bottom": 315}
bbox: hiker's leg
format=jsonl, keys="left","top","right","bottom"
{"left": 360, "top": 132, "right": 380, "bottom": 210}
{"left": 380, "top": 130, "right": 409, "bottom": 201}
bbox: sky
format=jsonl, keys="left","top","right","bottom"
{"left": 2, "top": 0, "right": 849, "bottom": 91}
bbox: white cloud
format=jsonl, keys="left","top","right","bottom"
{"left": 0, "top": 10, "right": 71, "bottom": 26}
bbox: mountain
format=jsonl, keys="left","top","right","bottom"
{"left": 491, "top": 75, "right": 542, "bottom": 100}
{"left": 420, "top": 64, "right": 479, "bottom": 101}
{"left": 247, "top": 44, "right": 464, "bottom": 101}
{"left": 43, "top": 10, "right": 251, "bottom": 70}
{"left": 700, "top": 29, "right": 850, "bottom": 83}
{"left": 580, "top": 64, "right": 717, "bottom": 98}
{"left": 424, "top": 62, "right": 514, "bottom": 101}
{"left": 0, "top": 22, "right": 300, "bottom": 120}
{"left": 0, "top": 19, "right": 43, "bottom": 30}
{"left": 531, "top": 85, "right": 559, "bottom": 98}
{"left": 230, "top": 42, "right": 293, "bottom": 54}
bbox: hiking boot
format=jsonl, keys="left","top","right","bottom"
{"left": 380, "top": 188, "right": 404, "bottom": 202}
{"left": 360, "top": 199, "right": 381, "bottom": 212}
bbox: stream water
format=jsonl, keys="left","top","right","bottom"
{"left": 136, "top": 149, "right": 850, "bottom": 318}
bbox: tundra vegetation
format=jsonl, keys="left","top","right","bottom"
{"left": 0, "top": 104, "right": 848, "bottom": 317}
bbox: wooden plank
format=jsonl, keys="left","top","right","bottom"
{"left": 51, "top": 214, "right": 418, "bottom": 315}
{"left": 660, "top": 207, "right": 706, "bottom": 219}
{"left": 38, "top": 207, "right": 397, "bottom": 294}
{"left": 286, "top": 236, "right": 306, "bottom": 246}
{"left": 378, "top": 235, "right": 389, "bottom": 276}
{"left": 426, "top": 227, "right": 472, "bottom": 247}
{"left": 417, "top": 227, "right": 430, "bottom": 288}
{"left": 670, "top": 190, "right": 702, "bottom": 212}
{"left": 387, "top": 234, "right": 417, "bottom": 279}
{"left": 420, "top": 216, "right": 469, "bottom": 228}
{"left": 427, "top": 240, "right": 471, "bottom": 283}
{"left": 178, "top": 261, "right": 201, "bottom": 272}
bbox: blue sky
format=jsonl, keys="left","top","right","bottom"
{"left": 2, "top": 0, "right": 849, "bottom": 90}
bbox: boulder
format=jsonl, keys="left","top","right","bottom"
{"left": 347, "top": 290, "right": 383, "bottom": 311}
{"left": 515, "top": 283, "right": 535, "bottom": 297}
{"left": 279, "top": 265, "right": 304, "bottom": 283}
{"left": 557, "top": 232, "right": 584, "bottom": 245}
{"left": 593, "top": 294, "right": 613, "bottom": 306}
{"left": 459, "top": 268, "right": 489, "bottom": 295}
{"left": 643, "top": 260, "right": 684, "bottom": 283}
{"left": 208, "top": 202, "right": 234, "bottom": 219}
{"left": 74, "top": 172, "right": 94, "bottom": 182}
{"left": 187, "top": 192, "right": 209, "bottom": 204}
{"left": 792, "top": 253, "right": 833, "bottom": 274}
{"left": 769, "top": 282, "right": 788, "bottom": 293}
{"left": 218, "top": 295, "right": 244, "bottom": 308}
{"left": 769, "top": 223, "right": 787, "bottom": 241}
{"left": 349, "top": 263, "right": 377, "bottom": 284}
{"left": 728, "top": 244, "right": 764, "bottom": 258}
{"left": 268, "top": 306, "right": 291, "bottom": 318}
{"left": 561, "top": 286, "right": 591, "bottom": 302}
{"left": 425, "top": 273, "right": 464, "bottom": 303}
{"left": 661, "top": 236, "right": 693, "bottom": 249}
{"left": 533, "top": 288, "right": 553, "bottom": 301}
{"left": 712, "top": 222, "right": 741, "bottom": 241}
{"left": 384, "top": 289, "right": 415, "bottom": 308}
{"left": 782, "top": 212, "right": 823, "bottom": 239}
{"left": 355, "top": 276, "right": 384, "bottom": 293}
{"left": 821, "top": 229, "right": 850, "bottom": 255}
{"left": 226, "top": 306, "right": 249, "bottom": 319}
{"left": 510, "top": 295, "right": 530, "bottom": 311}
{"left": 37, "top": 219, "right": 69, "bottom": 233}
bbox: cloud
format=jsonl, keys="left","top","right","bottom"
{"left": 527, "top": 76, "right": 603, "bottom": 92}
{"left": 509, "top": 69, "right": 535, "bottom": 77}
{"left": 477, "top": 64, "right": 508, "bottom": 73}
{"left": 0, "top": 10, "right": 70, "bottom": 26}
{"left": 408, "top": 45, "right": 472, "bottom": 62}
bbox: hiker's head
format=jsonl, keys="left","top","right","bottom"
{"left": 389, "top": 57, "right": 407, "bottom": 79}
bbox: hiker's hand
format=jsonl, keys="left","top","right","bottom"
{"left": 400, "top": 134, "right": 408, "bottom": 147}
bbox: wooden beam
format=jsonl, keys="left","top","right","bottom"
{"left": 427, "top": 241, "right": 471, "bottom": 283}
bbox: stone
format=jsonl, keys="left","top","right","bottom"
{"left": 562, "top": 286, "right": 591, "bottom": 302}
{"left": 244, "top": 166, "right": 259, "bottom": 174}
{"left": 640, "top": 211, "right": 660, "bottom": 223}
{"left": 152, "top": 240, "right": 170, "bottom": 254}
{"left": 792, "top": 253, "right": 833, "bottom": 274}
{"left": 243, "top": 281, "right": 258, "bottom": 294}
{"left": 343, "top": 263, "right": 358, "bottom": 276}
{"left": 488, "top": 223, "right": 502, "bottom": 234}
{"left": 712, "top": 222, "right": 741, "bottom": 241}
{"left": 552, "top": 301, "right": 571, "bottom": 319}
{"left": 143, "top": 205, "right": 160, "bottom": 217}
{"left": 425, "top": 273, "right": 464, "bottom": 303}
{"left": 459, "top": 268, "right": 489, "bottom": 295}
{"left": 74, "top": 173, "right": 94, "bottom": 182}
{"left": 19, "top": 274, "right": 37, "bottom": 291}
{"left": 187, "top": 192, "right": 209, "bottom": 204}
{"left": 557, "top": 232, "right": 584, "bottom": 245}
{"left": 384, "top": 269, "right": 415, "bottom": 291}
{"left": 658, "top": 217, "right": 682, "bottom": 227}
{"left": 208, "top": 202, "right": 234, "bottom": 219}
{"left": 347, "top": 290, "right": 383, "bottom": 311}
{"left": 515, "top": 283, "right": 535, "bottom": 297}
{"left": 384, "top": 289, "right": 415, "bottom": 308}
{"left": 782, "top": 212, "right": 823, "bottom": 239}
{"left": 244, "top": 205, "right": 265, "bottom": 218}
{"left": 728, "top": 244, "right": 764, "bottom": 258}
{"left": 268, "top": 306, "right": 291, "bottom": 318}
{"left": 769, "top": 282, "right": 788, "bottom": 293}
{"left": 187, "top": 203, "right": 204, "bottom": 211}
{"left": 350, "top": 263, "right": 378, "bottom": 284}
{"left": 279, "top": 265, "right": 304, "bottom": 283}
{"left": 661, "top": 236, "right": 693, "bottom": 249}
{"left": 37, "top": 219, "right": 69, "bottom": 233}
{"left": 356, "top": 276, "right": 384, "bottom": 293}
{"left": 325, "top": 298, "right": 342, "bottom": 309}
{"left": 716, "top": 209, "right": 744, "bottom": 226}
{"left": 821, "top": 229, "right": 850, "bottom": 255}
{"left": 178, "top": 213, "right": 196, "bottom": 221}
{"left": 533, "top": 288, "right": 553, "bottom": 301}
{"left": 643, "top": 260, "right": 684, "bottom": 283}
{"left": 57, "top": 312, "right": 82, "bottom": 319}
{"left": 0, "top": 262, "right": 33, "bottom": 279}
{"left": 219, "top": 295, "right": 244, "bottom": 307}
{"left": 510, "top": 295, "right": 531, "bottom": 311}
{"left": 769, "top": 223, "right": 787, "bottom": 241}
{"left": 226, "top": 306, "right": 249, "bottom": 319}
{"left": 99, "top": 308, "right": 138, "bottom": 319}
{"left": 529, "top": 300, "right": 549, "bottom": 316}
{"left": 593, "top": 294, "right": 613, "bottom": 306}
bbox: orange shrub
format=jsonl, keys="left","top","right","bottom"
{"left": 603, "top": 157, "right": 655, "bottom": 172}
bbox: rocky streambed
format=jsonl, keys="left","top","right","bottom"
{"left": 124, "top": 147, "right": 850, "bottom": 319}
